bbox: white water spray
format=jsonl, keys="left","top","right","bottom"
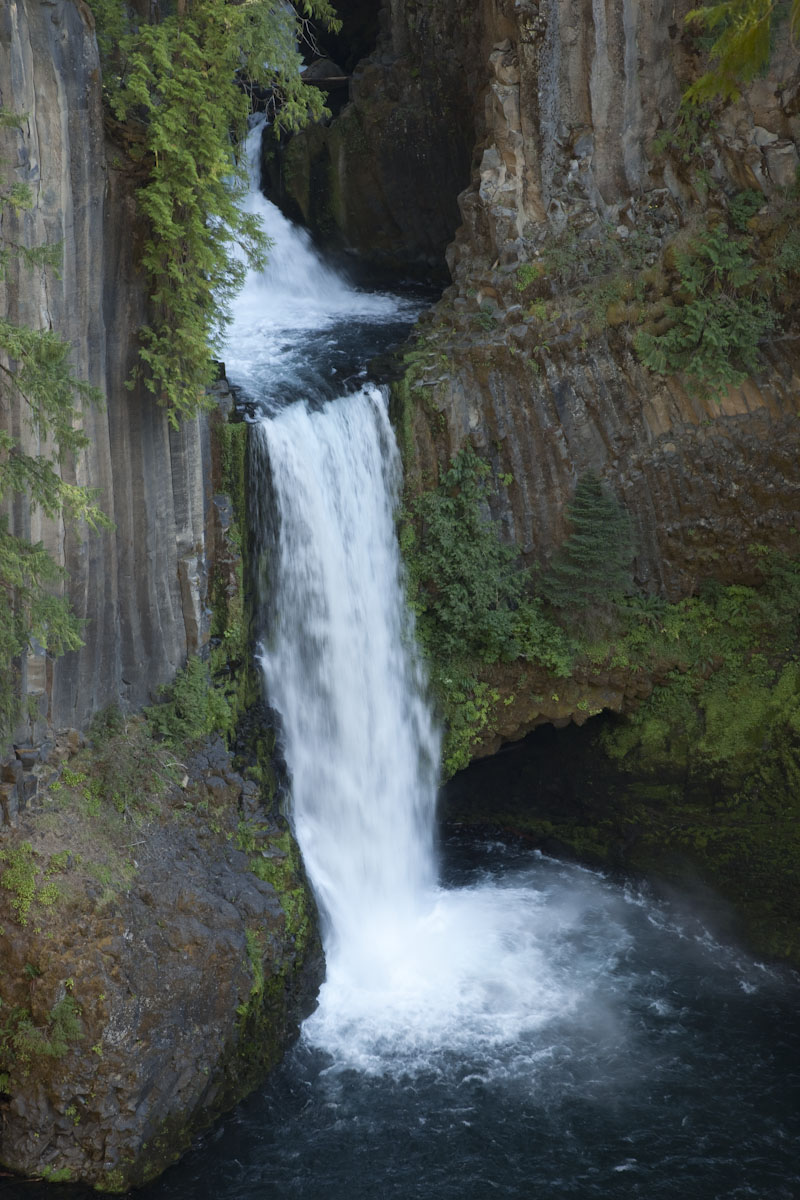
{"left": 225, "top": 120, "right": 645, "bottom": 1079}
{"left": 225, "top": 118, "right": 416, "bottom": 402}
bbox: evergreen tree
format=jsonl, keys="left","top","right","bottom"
{"left": 539, "top": 473, "right": 634, "bottom": 610}
{"left": 0, "top": 110, "right": 109, "bottom": 744}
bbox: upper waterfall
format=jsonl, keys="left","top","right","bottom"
{"left": 224, "top": 116, "right": 420, "bottom": 408}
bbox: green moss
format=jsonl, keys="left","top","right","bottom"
{"left": 217, "top": 419, "right": 248, "bottom": 526}
{"left": 40, "top": 1166, "right": 74, "bottom": 1184}
{"left": 247, "top": 831, "right": 313, "bottom": 956}
{"left": 210, "top": 414, "right": 259, "bottom": 729}
{"left": 0, "top": 842, "right": 72, "bottom": 926}
{"left": 95, "top": 1168, "right": 127, "bottom": 1193}
{"left": 243, "top": 927, "right": 265, "bottom": 1003}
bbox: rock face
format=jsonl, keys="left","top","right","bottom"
{"left": 395, "top": 0, "right": 800, "bottom": 597}
{"left": 287, "top": 0, "right": 799, "bottom": 597}
{"left": 0, "top": 733, "right": 323, "bottom": 1191}
{"left": 0, "top": 8, "right": 324, "bottom": 1190}
{"left": 267, "top": 0, "right": 485, "bottom": 272}
{"left": 0, "top": 0, "right": 215, "bottom": 748}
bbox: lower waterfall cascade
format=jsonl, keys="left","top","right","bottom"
{"left": 137, "top": 120, "right": 800, "bottom": 1199}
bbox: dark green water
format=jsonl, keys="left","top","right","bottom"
{"left": 132, "top": 834, "right": 799, "bottom": 1200}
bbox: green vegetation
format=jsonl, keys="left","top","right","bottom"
{"left": 145, "top": 655, "right": 235, "bottom": 747}
{"left": 601, "top": 550, "right": 800, "bottom": 780}
{"left": 634, "top": 221, "right": 776, "bottom": 396}
{"left": 0, "top": 108, "right": 110, "bottom": 745}
{"left": 7, "top": 994, "right": 83, "bottom": 1062}
{"left": 38, "top": 1167, "right": 74, "bottom": 1184}
{"left": 0, "top": 842, "right": 70, "bottom": 926}
{"left": 405, "top": 446, "right": 526, "bottom": 663}
{"left": 402, "top": 448, "right": 591, "bottom": 774}
{"left": 210, "top": 418, "right": 258, "bottom": 723}
{"left": 1, "top": 989, "right": 83, "bottom": 1091}
{"left": 685, "top": 0, "right": 800, "bottom": 102}
{"left": 84, "top": 707, "right": 182, "bottom": 817}
{"left": 246, "top": 828, "right": 313, "bottom": 954}
{"left": 539, "top": 473, "right": 634, "bottom": 614}
{"left": 241, "top": 928, "right": 266, "bottom": 1010}
{"left": 399, "top": 428, "right": 800, "bottom": 803}
{"left": 90, "top": 0, "right": 339, "bottom": 425}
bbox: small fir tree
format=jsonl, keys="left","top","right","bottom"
{"left": 539, "top": 473, "right": 634, "bottom": 610}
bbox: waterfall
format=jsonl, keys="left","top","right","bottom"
{"left": 250, "top": 390, "right": 439, "bottom": 963}
{"left": 130, "top": 115, "right": 799, "bottom": 1200}
{"left": 225, "top": 118, "right": 623, "bottom": 1077}
{"left": 224, "top": 117, "right": 417, "bottom": 408}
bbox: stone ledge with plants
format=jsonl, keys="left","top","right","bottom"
{"left": 0, "top": 396, "right": 323, "bottom": 1191}
{"left": 0, "top": 701, "right": 322, "bottom": 1191}
{"left": 397, "top": 435, "right": 800, "bottom": 962}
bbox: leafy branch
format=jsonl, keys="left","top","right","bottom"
{"left": 91, "top": 0, "right": 340, "bottom": 426}
{"left": 685, "top": 0, "right": 800, "bottom": 102}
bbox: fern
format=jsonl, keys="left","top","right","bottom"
{"left": 635, "top": 223, "right": 775, "bottom": 395}
{"left": 685, "top": 0, "right": 800, "bottom": 102}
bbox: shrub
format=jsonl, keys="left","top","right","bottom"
{"left": 145, "top": 655, "right": 233, "bottom": 746}
{"left": 635, "top": 222, "right": 776, "bottom": 395}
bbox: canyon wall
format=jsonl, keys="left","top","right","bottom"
{"left": 0, "top": 0, "right": 214, "bottom": 753}
{"left": 417, "top": 0, "right": 800, "bottom": 598}
{"left": 274, "top": 0, "right": 800, "bottom": 770}
{"left": 287, "top": 0, "right": 799, "bottom": 599}
{"left": 0, "top": 10, "right": 327, "bottom": 1188}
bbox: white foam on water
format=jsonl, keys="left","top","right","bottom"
{"left": 225, "top": 118, "right": 770, "bottom": 1089}
{"left": 249, "top": 389, "right": 639, "bottom": 1080}
{"left": 223, "top": 117, "right": 416, "bottom": 396}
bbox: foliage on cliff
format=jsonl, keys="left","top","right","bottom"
{"left": 686, "top": 0, "right": 800, "bottom": 101}
{"left": 0, "top": 109, "right": 109, "bottom": 746}
{"left": 399, "top": 426, "right": 800, "bottom": 790}
{"left": 90, "top": 0, "right": 340, "bottom": 425}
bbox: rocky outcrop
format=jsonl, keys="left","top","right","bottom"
{"left": 287, "top": 0, "right": 799, "bottom": 598}
{"left": 299, "top": 0, "right": 800, "bottom": 766}
{"left": 0, "top": 0, "right": 216, "bottom": 749}
{"left": 0, "top": 733, "right": 323, "bottom": 1191}
{"left": 399, "top": 309, "right": 800, "bottom": 600}
{"left": 266, "top": 0, "right": 486, "bottom": 273}
{"left": 397, "top": 0, "right": 800, "bottom": 597}
{"left": 0, "top": 8, "right": 325, "bottom": 1189}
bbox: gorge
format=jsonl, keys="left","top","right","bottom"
{"left": 1, "top": 0, "right": 800, "bottom": 1193}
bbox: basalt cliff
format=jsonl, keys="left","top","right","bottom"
{"left": 0, "top": 2, "right": 321, "bottom": 1190}
{"left": 280, "top": 0, "right": 800, "bottom": 960}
